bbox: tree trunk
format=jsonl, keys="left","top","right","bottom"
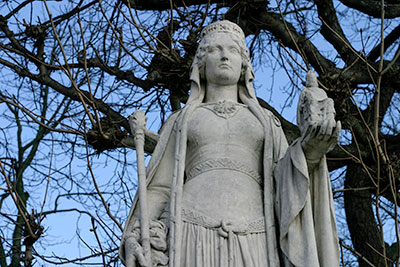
{"left": 344, "top": 164, "right": 387, "bottom": 267}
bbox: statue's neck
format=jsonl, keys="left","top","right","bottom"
{"left": 204, "top": 83, "right": 238, "bottom": 103}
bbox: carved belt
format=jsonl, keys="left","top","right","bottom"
{"left": 182, "top": 208, "right": 265, "bottom": 266}
{"left": 181, "top": 208, "right": 265, "bottom": 234}
{"left": 185, "top": 158, "right": 263, "bottom": 186}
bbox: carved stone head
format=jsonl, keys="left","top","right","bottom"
{"left": 194, "top": 20, "right": 252, "bottom": 83}
{"left": 188, "top": 20, "right": 256, "bottom": 103}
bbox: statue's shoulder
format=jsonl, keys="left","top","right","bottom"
{"left": 146, "top": 110, "right": 182, "bottom": 175}
{"left": 158, "top": 110, "right": 182, "bottom": 134}
{"left": 261, "top": 107, "right": 282, "bottom": 127}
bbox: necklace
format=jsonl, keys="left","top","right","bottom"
{"left": 202, "top": 100, "right": 245, "bottom": 119}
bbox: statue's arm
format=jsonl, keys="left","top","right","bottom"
{"left": 121, "top": 114, "right": 178, "bottom": 267}
{"left": 129, "top": 122, "right": 178, "bottom": 227}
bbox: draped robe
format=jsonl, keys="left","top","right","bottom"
{"left": 120, "top": 105, "right": 339, "bottom": 267}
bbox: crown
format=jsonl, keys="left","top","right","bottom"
{"left": 200, "top": 20, "right": 245, "bottom": 41}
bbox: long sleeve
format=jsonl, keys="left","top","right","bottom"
{"left": 274, "top": 140, "right": 339, "bottom": 267}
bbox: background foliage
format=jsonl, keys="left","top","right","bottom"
{"left": 0, "top": 0, "right": 399, "bottom": 266}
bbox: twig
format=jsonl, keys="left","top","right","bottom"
{"left": 374, "top": 2, "right": 388, "bottom": 265}
{"left": 340, "top": 240, "right": 376, "bottom": 267}
{"left": 0, "top": 160, "right": 35, "bottom": 239}
{"left": 83, "top": 134, "right": 123, "bottom": 232}
{"left": 90, "top": 217, "right": 107, "bottom": 267}
{"left": 319, "top": 17, "right": 377, "bottom": 73}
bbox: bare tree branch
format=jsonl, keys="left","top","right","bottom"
{"left": 339, "top": 0, "right": 400, "bottom": 19}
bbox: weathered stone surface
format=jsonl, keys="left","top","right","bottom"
{"left": 120, "top": 20, "right": 341, "bottom": 267}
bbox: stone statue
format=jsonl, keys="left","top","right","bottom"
{"left": 297, "top": 70, "right": 336, "bottom": 135}
{"left": 120, "top": 20, "right": 341, "bottom": 267}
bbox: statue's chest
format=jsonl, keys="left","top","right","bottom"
{"left": 187, "top": 103, "right": 264, "bottom": 150}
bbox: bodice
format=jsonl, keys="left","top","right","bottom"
{"left": 186, "top": 101, "right": 265, "bottom": 185}
{"left": 182, "top": 101, "right": 265, "bottom": 222}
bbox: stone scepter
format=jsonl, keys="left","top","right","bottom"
{"left": 128, "top": 110, "right": 151, "bottom": 267}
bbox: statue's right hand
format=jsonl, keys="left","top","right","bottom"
{"left": 124, "top": 220, "right": 168, "bottom": 267}
{"left": 124, "top": 230, "right": 149, "bottom": 267}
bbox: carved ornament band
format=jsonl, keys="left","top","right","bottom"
{"left": 185, "top": 157, "right": 262, "bottom": 186}
{"left": 182, "top": 208, "right": 265, "bottom": 234}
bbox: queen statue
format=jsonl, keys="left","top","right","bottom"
{"left": 119, "top": 20, "right": 341, "bottom": 267}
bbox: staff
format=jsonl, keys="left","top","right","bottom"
{"left": 129, "top": 110, "right": 151, "bottom": 267}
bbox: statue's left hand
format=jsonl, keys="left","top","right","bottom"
{"left": 301, "top": 119, "right": 341, "bottom": 164}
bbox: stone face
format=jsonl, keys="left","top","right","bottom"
{"left": 204, "top": 34, "right": 242, "bottom": 87}
{"left": 120, "top": 20, "right": 341, "bottom": 267}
